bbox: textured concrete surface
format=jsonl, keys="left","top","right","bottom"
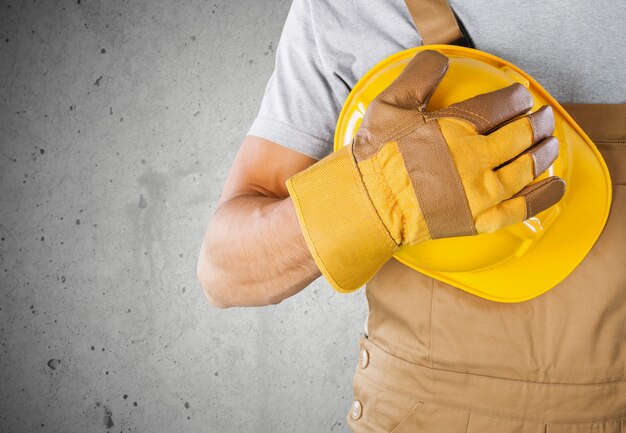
{"left": 0, "top": 1, "right": 366, "bottom": 431}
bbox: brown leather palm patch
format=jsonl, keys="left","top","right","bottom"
{"left": 397, "top": 122, "right": 475, "bottom": 238}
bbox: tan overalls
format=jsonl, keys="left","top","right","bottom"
{"left": 347, "top": 2, "right": 626, "bottom": 431}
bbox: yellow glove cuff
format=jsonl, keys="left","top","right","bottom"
{"left": 286, "top": 144, "right": 398, "bottom": 293}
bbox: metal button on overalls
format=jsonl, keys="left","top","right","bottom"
{"left": 358, "top": 349, "right": 369, "bottom": 369}
{"left": 350, "top": 400, "right": 363, "bottom": 420}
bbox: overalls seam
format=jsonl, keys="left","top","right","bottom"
{"left": 431, "top": 399, "right": 626, "bottom": 426}
{"left": 355, "top": 362, "right": 626, "bottom": 425}
{"left": 365, "top": 338, "right": 626, "bottom": 388}
{"left": 429, "top": 277, "right": 435, "bottom": 368}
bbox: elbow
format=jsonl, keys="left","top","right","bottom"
{"left": 196, "top": 252, "right": 287, "bottom": 308}
{"left": 196, "top": 266, "right": 286, "bottom": 308}
{"left": 197, "top": 259, "right": 231, "bottom": 309}
{"left": 203, "top": 286, "right": 231, "bottom": 309}
{"left": 264, "top": 291, "right": 286, "bottom": 307}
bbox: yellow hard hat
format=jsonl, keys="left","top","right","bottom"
{"left": 335, "top": 45, "right": 612, "bottom": 303}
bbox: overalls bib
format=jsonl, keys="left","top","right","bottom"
{"left": 346, "top": 2, "right": 626, "bottom": 432}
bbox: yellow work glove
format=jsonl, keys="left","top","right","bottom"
{"left": 286, "top": 50, "right": 565, "bottom": 293}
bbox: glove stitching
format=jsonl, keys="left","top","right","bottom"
{"left": 446, "top": 106, "right": 492, "bottom": 130}
{"left": 451, "top": 171, "right": 476, "bottom": 237}
{"left": 389, "top": 113, "right": 428, "bottom": 145}
{"left": 376, "top": 120, "right": 423, "bottom": 149}
{"left": 372, "top": 152, "right": 404, "bottom": 245}
{"left": 428, "top": 112, "right": 471, "bottom": 124}
{"left": 426, "top": 111, "right": 487, "bottom": 133}
{"left": 429, "top": 107, "right": 491, "bottom": 130}
{"left": 353, "top": 151, "right": 400, "bottom": 249}
{"left": 444, "top": 141, "right": 478, "bottom": 237}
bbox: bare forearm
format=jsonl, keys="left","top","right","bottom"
{"left": 197, "top": 194, "right": 320, "bottom": 308}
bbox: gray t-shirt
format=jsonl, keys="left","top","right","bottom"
{"left": 248, "top": 0, "right": 626, "bottom": 160}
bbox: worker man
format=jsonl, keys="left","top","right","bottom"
{"left": 197, "top": 0, "right": 626, "bottom": 431}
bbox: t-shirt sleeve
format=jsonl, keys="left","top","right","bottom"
{"left": 247, "top": 0, "right": 342, "bottom": 160}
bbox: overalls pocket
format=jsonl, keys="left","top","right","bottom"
{"left": 390, "top": 400, "right": 470, "bottom": 433}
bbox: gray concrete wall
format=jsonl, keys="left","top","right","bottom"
{"left": 0, "top": 1, "right": 367, "bottom": 431}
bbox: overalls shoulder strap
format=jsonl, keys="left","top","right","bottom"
{"left": 404, "top": 0, "right": 471, "bottom": 46}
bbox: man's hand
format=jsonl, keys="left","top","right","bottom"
{"left": 286, "top": 50, "right": 565, "bottom": 293}
{"left": 197, "top": 136, "right": 321, "bottom": 308}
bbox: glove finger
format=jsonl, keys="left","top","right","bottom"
{"left": 474, "top": 195, "right": 528, "bottom": 234}
{"left": 378, "top": 50, "right": 449, "bottom": 111}
{"left": 486, "top": 106, "right": 555, "bottom": 166}
{"left": 436, "top": 83, "right": 533, "bottom": 134}
{"left": 475, "top": 176, "right": 565, "bottom": 233}
{"left": 513, "top": 175, "right": 565, "bottom": 219}
{"left": 493, "top": 137, "right": 560, "bottom": 202}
